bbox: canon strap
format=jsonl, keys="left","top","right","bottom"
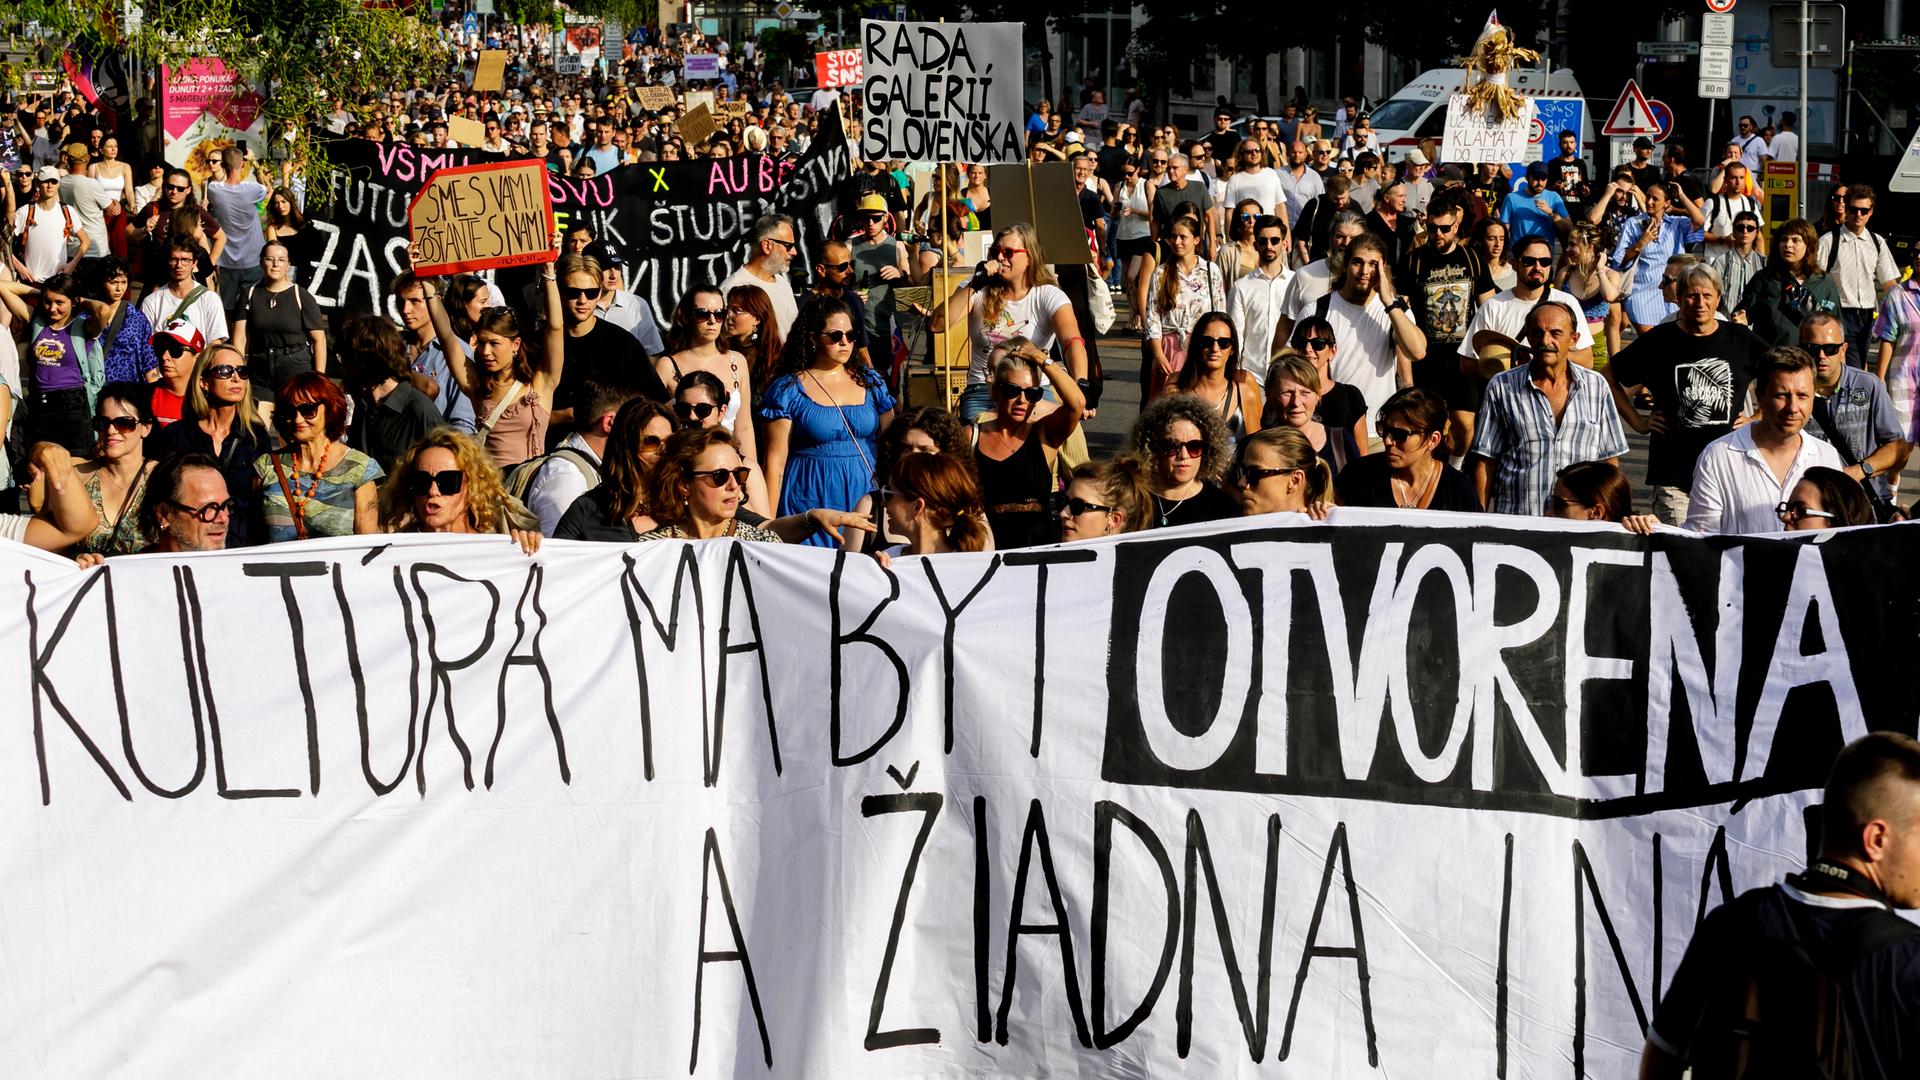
{"left": 1787, "top": 859, "right": 1897, "bottom": 909}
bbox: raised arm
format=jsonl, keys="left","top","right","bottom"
{"left": 928, "top": 259, "right": 989, "bottom": 333}
{"left": 531, "top": 264, "right": 566, "bottom": 405}
{"left": 0, "top": 279, "right": 37, "bottom": 324}
{"left": 1029, "top": 345, "right": 1086, "bottom": 446}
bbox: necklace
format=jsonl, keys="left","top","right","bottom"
{"left": 287, "top": 441, "right": 330, "bottom": 526}
{"left": 1155, "top": 491, "right": 1193, "bottom": 527}
{"left": 1392, "top": 461, "right": 1441, "bottom": 509}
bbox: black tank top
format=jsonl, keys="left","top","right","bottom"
{"left": 976, "top": 432, "right": 1058, "bottom": 549}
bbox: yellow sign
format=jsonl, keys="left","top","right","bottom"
{"left": 473, "top": 50, "right": 509, "bottom": 93}
{"left": 1762, "top": 162, "right": 1798, "bottom": 242}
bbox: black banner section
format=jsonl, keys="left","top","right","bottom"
{"left": 297, "top": 110, "right": 857, "bottom": 321}
{"left": 1102, "top": 524, "right": 1919, "bottom": 817}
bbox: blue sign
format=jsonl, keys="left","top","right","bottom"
{"left": 463, "top": 12, "right": 479, "bottom": 35}
{"left": 1530, "top": 98, "right": 1587, "bottom": 151}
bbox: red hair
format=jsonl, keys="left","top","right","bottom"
{"left": 273, "top": 371, "right": 349, "bottom": 442}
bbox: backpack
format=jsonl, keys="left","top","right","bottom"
{"left": 502, "top": 446, "right": 597, "bottom": 503}
{"left": 14, "top": 199, "right": 75, "bottom": 257}
{"left": 1689, "top": 887, "right": 1920, "bottom": 1080}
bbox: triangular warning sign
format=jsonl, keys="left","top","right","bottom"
{"left": 1602, "top": 79, "right": 1663, "bottom": 137}
{"left": 1891, "top": 125, "right": 1920, "bottom": 194}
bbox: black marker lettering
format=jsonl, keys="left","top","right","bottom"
{"left": 1280, "top": 822, "right": 1377, "bottom": 1065}
{"left": 1090, "top": 800, "right": 1177, "bottom": 1049}
{"left": 860, "top": 790, "right": 944, "bottom": 1050}
{"left": 689, "top": 827, "right": 771, "bottom": 1072}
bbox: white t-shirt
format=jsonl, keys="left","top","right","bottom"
{"left": 721, "top": 265, "right": 799, "bottom": 341}
{"left": 1767, "top": 130, "right": 1799, "bottom": 163}
{"left": 1323, "top": 291, "right": 1397, "bottom": 434}
{"left": 206, "top": 178, "right": 270, "bottom": 271}
{"left": 967, "top": 284, "right": 1071, "bottom": 385}
{"left": 13, "top": 200, "right": 72, "bottom": 281}
{"left": 1222, "top": 169, "right": 1287, "bottom": 221}
{"left": 140, "top": 284, "right": 230, "bottom": 344}
{"left": 1279, "top": 167, "right": 1324, "bottom": 228}
{"left": 58, "top": 174, "right": 116, "bottom": 261}
{"left": 1456, "top": 287, "right": 1594, "bottom": 358}
{"left": 1281, "top": 259, "right": 1335, "bottom": 320}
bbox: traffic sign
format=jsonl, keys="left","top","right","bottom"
{"left": 1602, "top": 79, "right": 1663, "bottom": 137}
{"left": 1705, "top": 0, "right": 1736, "bottom": 12}
{"left": 1892, "top": 125, "right": 1920, "bottom": 194}
{"left": 1699, "top": 78, "right": 1732, "bottom": 100}
{"left": 1637, "top": 41, "right": 1700, "bottom": 60}
{"left": 1699, "top": 45, "right": 1733, "bottom": 80}
{"left": 1701, "top": 13, "right": 1735, "bottom": 46}
{"left": 1647, "top": 99, "right": 1674, "bottom": 143}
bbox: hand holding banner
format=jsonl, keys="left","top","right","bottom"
{"left": 407, "top": 159, "right": 557, "bottom": 276}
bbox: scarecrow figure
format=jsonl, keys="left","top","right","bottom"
{"left": 1457, "top": 11, "right": 1539, "bottom": 122}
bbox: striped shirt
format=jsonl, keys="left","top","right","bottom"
{"left": 1873, "top": 279, "right": 1920, "bottom": 441}
{"left": 1815, "top": 227, "right": 1899, "bottom": 309}
{"left": 1469, "top": 361, "right": 1630, "bottom": 515}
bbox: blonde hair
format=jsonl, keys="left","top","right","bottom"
{"left": 378, "top": 430, "right": 515, "bottom": 533}
{"left": 980, "top": 222, "right": 1057, "bottom": 326}
{"left": 183, "top": 340, "right": 267, "bottom": 434}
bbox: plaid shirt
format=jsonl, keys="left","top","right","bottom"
{"left": 1470, "top": 361, "right": 1630, "bottom": 515}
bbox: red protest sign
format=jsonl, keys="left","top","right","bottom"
{"left": 407, "top": 159, "right": 557, "bottom": 277}
{"left": 815, "top": 49, "right": 863, "bottom": 90}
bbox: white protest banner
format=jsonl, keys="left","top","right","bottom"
{"left": 1441, "top": 93, "right": 1536, "bottom": 164}
{"left": 860, "top": 19, "right": 1023, "bottom": 163}
{"left": 1, "top": 510, "right": 1909, "bottom": 1077}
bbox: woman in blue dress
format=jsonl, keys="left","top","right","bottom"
{"left": 759, "top": 297, "right": 895, "bottom": 547}
{"left": 1609, "top": 180, "right": 1705, "bottom": 334}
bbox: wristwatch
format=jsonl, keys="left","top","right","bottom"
{"left": 1387, "top": 298, "right": 1410, "bottom": 314}
{"left": 1862, "top": 460, "right": 1877, "bottom": 479}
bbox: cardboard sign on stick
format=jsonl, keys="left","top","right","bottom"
{"left": 472, "top": 50, "right": 508, "bottom": 93}
{"left": 408, "top": 159, "right": 557, "bottom": 276}
{"left": 677, "top": 104, "right": 716, "bottom": 147}
{"left": 987, "top": 162, "right": 1092, "bottom": 263}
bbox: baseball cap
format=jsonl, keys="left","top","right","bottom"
{"left": 1632, "top": 136, "right": 1655, "bottom": 150}
{"left": 35, "top": 165, "right": 60, "bottom": 182}
{"left": 1404, "top": 148, "right": 1429, "bottom": 167}
{"left": 858, "top": 192, "right": 889, "bottom": 213}
{"left": 152, "top": 318, "right": 206, "bottom": 355}
{"left": 1525, "top": 161, "right": 1549, "bottom": 181}
{"left": 584, "top": 241, "right": 626, "bottom": 270}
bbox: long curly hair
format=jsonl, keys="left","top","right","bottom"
{"left": 726, "top": 283, "right": 784, "bottom": 389}
{"left": 378, "top": 430, "right": 514, "bottom": 533}
{"left": 1128, "top": 393, "right": 1233, "bottom": 485}
{"left": 877, "top": 405, "right": 974, "bottom": 485}
{"left": 646, "top": 427, "right": 744, "bottom": 531}
{"left": 773, "top": 296, "right": 884, "bottom": 388}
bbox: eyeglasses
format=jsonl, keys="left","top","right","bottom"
{"left": 1155, "top": 438, "right": 1207, "bottom": 458}
{"left": 1236, "top": 213, "right": 1256, "bottom": 222}
{"left": 560, "top": 285, "right": 603, "bottom": 300}
{"left": 689, "top": 466, "right": 752, "bottom": 488}
{"left": 1808, "top": 341, "right": 1845, "bottom": 356}
{"left": 674, "top": 401, "right": 718, "bottom": 422}
{"left": 1196, "top": 335, "right": 1234, "bottom": 351}
{"left": 820, "top": 328, "right": 855, "bottom": 344}
{"left": 1303, "top": 337, "right": 1334, "bottom": 351}
{"left": 766, "top": 237, "right": 798, "bottom": 250}
{"left": 1519, "top": 255, "right": 1554, "bottom": 268}
{"left": 92, "top": 415, "right": 142, "bottom": 435}
{"left": 822, "top": 260, "right": 853, "bottom": 272}
{"left": 290, "top": 401, "right": 324, "bottom": 420}
{"left": 638, "top": 434, "right": 666, "bottom": 452}
{"left": 1733, "top": 224, "right": 1759, "bottom": 233}
{"left": 1254, "top": 235, "right": 1286, "bottom": 246}
{"left": 1430, "top": 219, "right": 1459, "bottom": 234}
{"left": 693, "top": 307, "right": 725, "bottom": 321}
{"left": 404, "top": 469, "right": 465, "bottom": 497}
{"left": 862, "top": 212, "right": 887, "bottom": 222}
{"left": 166, "top": 184, "right": 190, "bottom": 193}
{"left": 1063, "top": 497, "right": 1113, "bottom": 516}
{"left": 1776, "top": 501, "right": 1836, "bottom": 522}
{"left": 207, "top": 364, "right": 250, "bottom": 381}
{"left": 1378, "top": 424, "right": 1426, "bottom": 445}
{"left": 156, "top": 338, "right": 192, "bottom": 356}
{"left": 169, "top": 498, "right": 237, "bottom": 522}
{"left": 1150, "top": 158, "right": 1168, "bottom": 165}
{"left": 990, "top": 246, "right": 1025, "bottom": 260}
{"left": 1232, "top": 463, "right": 1292, "bottom": 487}
{"left": 993, "top": 381, "right": 1045, "bottom": 403}
{"left": 1847, "top": 204, "right": 1874, "bottom": 216}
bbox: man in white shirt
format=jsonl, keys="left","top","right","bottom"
{"left": 1700, "top": 160, "right": 1763, "bottom": 259}
{"left": 1733, "top": 115, "right": 1769, "bottom": 172}
{"left": 1816, "top": 183, "right": 1903, "bottom": 373}
{"left": 56, "top": 144, "right": 115, "bottom": 264}
{"left": 526, "top": 377, "right": 649, "bottom": 535}
{"left": 205, "top": 147, "right": 270, "bottom": 319}
{"left": 1274, "top": 211, "right": 1365, "bottom": 353}
{"left": 590, "top": 247, "right": 667, "bottom": 353}
{"left": 1686, "top": 345, "right": 1844, "bottom": 534}
{"left": 1226, "top": 215, "right": 1294, "bottom": 383}
{"left": 720, "top": 213, "right": 800, "bottom": 340}
{"left": 1320, "top": 232, "right": 1427, "bottom": 439}
{"left": 1279, "top": 140, "right": 1325, "bottom": 228}
{"left": 1221, "top": 141, "right": 1288, "bottom": 226}
{"left": 11, "top": 166, "right": 83, "bottom": 282}
{"left": 1766, "top": 110, "right": 1799, "bottom": 163}
{"left": 140, "top": 237, "right": 229, "bottom": 344}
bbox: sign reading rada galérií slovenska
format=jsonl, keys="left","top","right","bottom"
{"left": 859, "top": 20, "right": 1023, "bottom": 164}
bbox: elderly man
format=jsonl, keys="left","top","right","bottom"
{"left": 720, "top": 213, "right": 799, "bottom": 339}
{"left": 1685, "top": 346, "right": 1845, "bottom": 534}
{"left": 72, "top": 453, "right": 233, "bottom": 566}
{"left": 1468, "top": 301, "right": 1627, "bottom": 515}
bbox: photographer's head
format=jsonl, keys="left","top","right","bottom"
{"left": 1819, "top": 733, "right": 1920, "bottom": 907}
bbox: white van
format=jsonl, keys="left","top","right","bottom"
{"left": 1366, "top": 67, "right": 1593, "bottom": 166}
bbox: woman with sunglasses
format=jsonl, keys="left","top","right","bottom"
{"left": 725, "top": 284, "right": 784, "bottom": 399}
{"left": 1173, "top": 312, "right": 1261, "bottom": 442}
{"left": 254, "top": 372, "right": 383, "bottom": 542}
{"left": 1232, "top": 426, "right": 1332, "bottom": 518}
{"left": 879, "top": 452, "right": 990, "bottom": 558}
{"left": 1263, "top": 350, "right": 1358, "bottom": 477}
{"left": 1333, "top": 387, "right": 1480, "bottom": 512}
{"left": 378, "top": 430, "right": 541, "bottom": 555}
{"left": 1777, "top": 465, "right": 1875, "bottom": 530}
{"left": 973, "top": 337, "right": 1087, "bottom": 548}
{"left": 1219, "top": 199, "right": 1265, "bottom": 283}
{"left": 554, "top": 398, "right": 677, "bottom": 542}
{"left": 35, "top": 381, "right": 157, "bottom": 556}
{"left": 1058, "top": 454, "right": 1153, "bottom": 540}
{"left": 426, "top": 256, "right": 567, "bottom": 469}
{"left": 638, "top": 427, "right": 784, "bottom": 544}
{"left": 555, "top": 253, "right": 666, "bottom": 438}
{"left": 1273, "top": 332, "right": 1367, "bottom": 448}
{"left": 0, "top": 274, "right": 112, "bottom": 455}
{"left": 930, "top": 222, "right": 1089, "bottom": 423}
{"left": 152, "top": 340, "right": 271, "bottom": 546}
{"left": 1734, "top": 218, "right": 1841, "bottom": 347}
{"left": 1115, "top": 159, "right": 1155, "bottom": 301}
{"left": 1128, "top": 393, "right": 1241, "bottom": 528}
{"left": 760, "top": 298, "right": 895, "bottom": 544}
{"left": 674, "top": 369, "right": 772, "bottom": 515}
{"left": 1142, "top": 213, "right": 1228, "bottom": 400}
{"left": 658, "top": 284, "right": 757, "bottom": 469}
{"left": 232, "top": 242, "right": 327, "bottom": 394}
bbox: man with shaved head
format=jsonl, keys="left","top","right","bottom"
{"left": 1640, "top": 733, "right": 1920, "bottom": 1078}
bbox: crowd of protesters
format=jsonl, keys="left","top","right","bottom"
{"left": 2, "top": 14, "right": 1916, "bottom": 561}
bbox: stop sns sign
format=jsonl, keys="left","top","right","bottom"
{"left": 1705, "top": 0, "right": 1735, "bottom": 11}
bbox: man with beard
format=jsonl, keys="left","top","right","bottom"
{"left": 1399, "top": 195, "right": 1496, "bottom": 461}
{"left": 721, "top": 213, "right": 799, "bottom": 339}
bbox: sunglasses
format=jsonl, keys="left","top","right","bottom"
{"left": 92, "top": 415, "right": 142, "bottom": 435}
{"left": 1379, "top": 424, "right": 1426, "bottom": 445}
{"left": 1547, "top": 493, "right": 1584, "bottom": 514}
{"left": 693, "top": 307, "right": 725, "bottom": 321}
{"left": 1847, "top": 205, "right": 1874, "bottom": 215}
{"left": 1734, "top": 224, "right": 1759, "bottom": 232}
{"left": 168, "top": 498, "right": 237, "bottom": 523}
{"left": 1232, "top": 464, "right": 1291, "bottom": 487}
{"left": 1196, "top": 335, "right": 1234, "bottom": 351}
{"left": 560, "top": 285, "right": 603, "bottom": 300}
{"left": 639, "top": 434, "right": 667, "bottom": 452}
{"left": 1519, "top": 255, "right": 1554, "bottom": 268}
{"left": 1063, "top": 497, "right": 1113, "bottom": 516}
{"left": 1156, "top": 438, "right": 1207, "bottom": 458}
{"left": 690, "top": 466, "right": 752, "bottom": 488}
{"left": 166, "top": 184, "right": 191, "bottom": 193}
{"left": 991, "top": 246, "right": 1025, "bottom": 260}
{"left": 1431, "top": 219, "right": 1459, "bottom": 234}
{"left": 1808, "top": 342, "right": 1845, "bottom": 356}
{"left": 1151, "top": 158, "right": 1168, "bottom": 165}
{"left": 290, "top": 401, "right": 325, "bottom": 420}
{"left": 1303, "top": 337, "right": 1334, "bottom": 351}
{"left": 674, "top": 401, "right": 718, "bottom": 422}
{"left": 156, "top": 339, "right": 193, "bottom": 356}
{"left": 822, "top": 260, "right": 853, "bottom": 272}
{"left": 207, "top": 364, "right": 250, "bottom": 380}
{"left": 863, "top": 212, "right": 887, "bottom": 222}
{"left": 1776, "top": 501, "right": 1836, "bottom": 522}
{"left": 404, "top": 469, "right": 465, "bottom": 497}
{"left": 1254, "top": 236, "right": 1286, "bottom": 246}
{"left": 994, "top": 381, "right": 1045, "bottom": 403}
{"left": 819, "top": 328, "right": 855, "bottom": 344}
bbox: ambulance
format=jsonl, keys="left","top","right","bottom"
{"left": 1365, "top": 66, "right": 1594, "bottom": 166}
